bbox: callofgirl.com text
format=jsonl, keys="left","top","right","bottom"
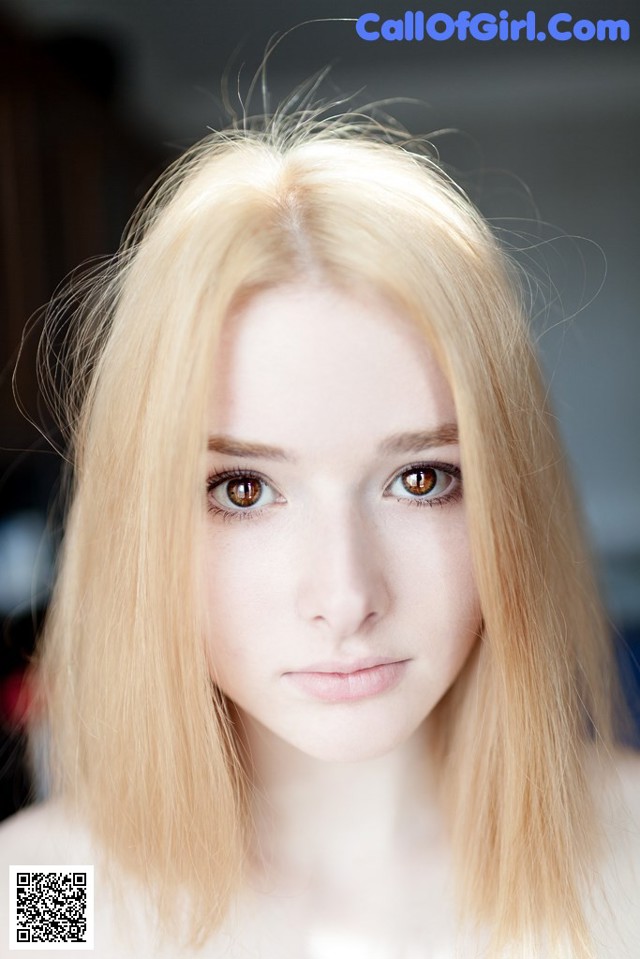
{"left": 355, "top": 10, "right": 630, "bottom": 43}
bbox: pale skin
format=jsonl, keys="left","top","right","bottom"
{"left": 0, "top": 283, "right": 639, "bottom": 957}
{"left": 200, "top": 282, "right": 480, "bottom": 953}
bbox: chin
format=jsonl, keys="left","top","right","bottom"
{"left": 279, "top": 714, "right": 427, "bottom": 764}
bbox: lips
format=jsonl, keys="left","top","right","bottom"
{"left": 287, "top": 655, "right": 404, "bottom": 675}
{"left": 283, "top": 659, "right": 409, "bottom": 702}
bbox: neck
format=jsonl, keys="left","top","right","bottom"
{"left": 235, "top": 711, "right": 444, "bottom": 893}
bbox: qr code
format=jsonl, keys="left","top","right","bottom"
{"left": 9, "top": 865, "right": 94, "bottom": 951}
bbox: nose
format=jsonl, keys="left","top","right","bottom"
{"left": 295, "top": 504, "right": 390, "bottom": 638}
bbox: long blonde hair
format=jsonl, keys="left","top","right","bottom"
{"left": 32, "top": 108, "right": 618, "bottom": 956}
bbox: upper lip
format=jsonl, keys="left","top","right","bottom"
{"left": 287, "top": 656, "right": 405, "bottom": 675}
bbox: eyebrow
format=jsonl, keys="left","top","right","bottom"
{"left": 207, "top": 424, "right": 458, "bottom": 462}
{"left": 378, "top": 424, "right": 459, "bottom": 455}
{"left": 207, "top": 436, "right": 293, "bottom": 461}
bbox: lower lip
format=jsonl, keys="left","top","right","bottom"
{"left": 285, "top": 661, "right": 408, "bottom": 703}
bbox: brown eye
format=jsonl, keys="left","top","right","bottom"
{"left": 226, "top": 477, "right": 263, "bottom": 508}
{"left": 207, "top": 470, "right": 280, "bottom": 517}
{"left": 401, "top": 468, "right": 437, "bottom": 497}
{"left": 385, "top": 463, "right": 461, "bottom": 506}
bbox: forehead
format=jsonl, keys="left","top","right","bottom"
{"left": 209, "top": 282, "right": 456, "bottom": 452}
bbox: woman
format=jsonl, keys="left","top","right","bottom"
{"left": 1, "top": 109, "right": 638, "bottom": 958}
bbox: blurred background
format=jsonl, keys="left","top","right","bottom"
{"left": 0, "top": 0, "right": 638, "bottom": 820}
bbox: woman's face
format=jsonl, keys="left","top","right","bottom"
{"left": 202, "top": 282, "right": 481, "bottom": 762}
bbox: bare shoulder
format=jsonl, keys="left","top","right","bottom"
{"left": 601, "top": 746, "right": 640, "bottom": 842}
{"left": 612, "top": 745, "right": 640, "bottom": 800}
{"left": 0, "top": 799, "right": 92, "bottom": 863}
{"left": 0, "top": 801, "right": 104, "bottom": 959}
{"left": 0, "top": 801, "right": 166, "bottom": 959}
{"left": 0, "top": 801, "right": 235, "bottom": 959}
{"left": 589, "top": 747, "right": 640, "bottom": 959}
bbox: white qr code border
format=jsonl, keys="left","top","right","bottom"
{"left": 9, "top": 865, "right": 94, "bottom": 951}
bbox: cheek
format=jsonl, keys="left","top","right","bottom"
{"left": 390, "top": 513, "right": 481, "bottom": 664}
{"left": 202, "top": 526, "right": 286, "bottom": 617}
{"left": 436, "top": 538, "right": 481, "bottom": 642}
{"left": 434, "top": 538, "right": 481, "bottom": 682}
{"left": 199, "top": 528, "right": 284, "bottom": 683}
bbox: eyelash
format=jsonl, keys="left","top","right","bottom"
{"left": 206, "top": 462, "right": 462, "bottom": 523}
{"left": 389, "top": 461, "right": 463, "bottom": 510}
{"left": 206, "top": 467, "right": 278, "bottom": 523}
